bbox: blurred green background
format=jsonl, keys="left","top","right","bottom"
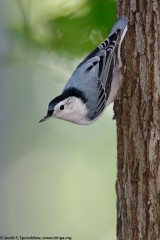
{"left": 0, "top": 0, "right": 117, "bottom": 239}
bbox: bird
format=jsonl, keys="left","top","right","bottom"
{"left": 39, "top": 16, "right": 129, "bottom": 125}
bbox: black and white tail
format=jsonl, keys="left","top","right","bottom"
{"left": 77, "top": 16, "right": 129, "bottom": 69}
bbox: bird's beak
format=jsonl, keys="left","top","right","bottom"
{"left": 39, "top": 109, "right": 54, "bottom": 123}
{"left": 39, "top": 115, "right": 50, "bottom": 123}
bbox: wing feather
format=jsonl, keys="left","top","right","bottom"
{"left": 64, "top": 18, "right": 128, "bottom": 122}
{"left": 76, "top": 30, "right": 120, "bottom": 119}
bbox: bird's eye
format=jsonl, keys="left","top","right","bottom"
{"left": 60, "top": 105, "right": 64, "bottom": 110}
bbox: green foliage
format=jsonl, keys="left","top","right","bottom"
{"left": 48, "top": 0, "right": 116, "bottom": 55}
{"left": 14, "top": 0, "right": 116, "bottom": 56}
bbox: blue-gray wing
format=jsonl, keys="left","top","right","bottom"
{"left": 63, "top": 17, "right": 129, "bottom": 120}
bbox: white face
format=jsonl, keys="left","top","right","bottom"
{"left": 52, "top": 97, "right": 89, "bottom": 125}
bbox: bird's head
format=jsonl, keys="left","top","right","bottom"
{"left": 39, "top": 88, "right": 90, "bottom": 125}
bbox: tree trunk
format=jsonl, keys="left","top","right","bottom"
{"left": 116, "top": 1, "right": 160, "bottom": 239}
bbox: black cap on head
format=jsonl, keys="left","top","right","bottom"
{"left": 39, "top": 87, "right": 87, "bottom": 123}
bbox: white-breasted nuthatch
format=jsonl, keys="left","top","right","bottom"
{"left": 39, "top": 17, "right": 129, "bottom": 125}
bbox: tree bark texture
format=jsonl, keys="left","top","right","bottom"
{"left": 116, "top": 1, "right": 160, "bottom": 239}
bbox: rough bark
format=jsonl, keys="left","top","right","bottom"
{"left": 116, "top": 1, "right": 160, "bottom": 239}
